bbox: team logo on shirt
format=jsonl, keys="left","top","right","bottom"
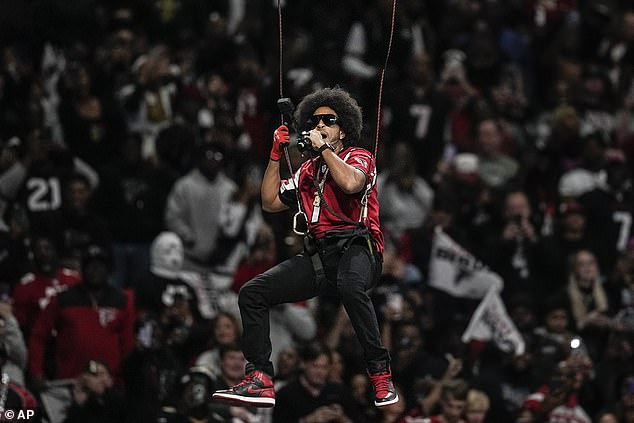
{"left": 354, "top": 157, "right": 368, "bottom": 168}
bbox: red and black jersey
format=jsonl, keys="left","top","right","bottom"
{"left": 279, "top": 146, "right": 384, "bottom": 253}
{"left": 28, "top": 284, "right": 135, "bottom": 380}
{"left": 11, "top": 267, "right": 81, "bottom": 337}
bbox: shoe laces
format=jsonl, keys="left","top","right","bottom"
{"left": 236, "top": 373, "right": 256, "bottom": 389}
{"left": 370, "top": 372, "right": 393, "bottom": 397}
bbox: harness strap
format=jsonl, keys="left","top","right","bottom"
{"left": 304, "top": 235, "right": 326, "bottom": 284}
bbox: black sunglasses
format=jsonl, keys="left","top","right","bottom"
{"left": 306, "top": 114, "right": 339, "bottom": 128}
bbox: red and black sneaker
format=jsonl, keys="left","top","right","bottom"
{"left": 369, "top": 369, "right": 399, "bottom": 407}
{"left": 211, "top": 370, "right": 275, "bottom": 407}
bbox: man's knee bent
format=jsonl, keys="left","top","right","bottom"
{"left": 238, "top": 278, "right": 269, "bottom": 308}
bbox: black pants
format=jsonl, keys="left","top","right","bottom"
{"left": 238, "top": 241, "right": 388, "bottom": 376}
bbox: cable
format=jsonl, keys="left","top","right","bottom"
{"left": 373, "top": 0, "right": 398, "bottom": 159}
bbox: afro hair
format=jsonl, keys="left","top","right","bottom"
{"left": 294, "top": 87, "right": 363, "bottom": 146}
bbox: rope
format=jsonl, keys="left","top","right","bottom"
{"left": 278, "top": 0, "right": 284, "bottom": 99}
{"left": 275, "top": 0, "right": 399, "bottom": 232}
{"left": 373, "top": 0, "right": 398, "bottom": 158}
{"left": 277, "top": 0, "right": 307, "bottom": 234}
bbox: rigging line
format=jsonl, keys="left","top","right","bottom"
{"left": 278, "top": 0, "right": 284, "bottom": 99}
{"left": 277, "top": 0, "right": 294, "bottom": 175}
{"left": 373, "top": 0, "right": 398, "bottom": 158}
{"left": 277, "top": 0, "right": 306, "bottom": 233}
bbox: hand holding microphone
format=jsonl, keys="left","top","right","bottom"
{"left": 302, "top": 129, "right": 329, "bottom": 153}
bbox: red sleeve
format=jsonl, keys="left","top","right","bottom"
{"left": 344, "top": 149, "right": 373, "bottom": 175}
{"left": 28, "top": 296, "right": 59, "bottom": 378}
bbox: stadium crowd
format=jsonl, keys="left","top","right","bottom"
{"left": 1, "top": 0, "right": 634, "bottom": 422}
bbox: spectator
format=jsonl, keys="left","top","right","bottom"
{"left": 437, "top": 49, "right": 488, "bottom": 157}
{"left": 155, "top": 366, "right": 217, "bottom": 423}
{"left": 578, "top": 157, "right": 634, "bottom": 271}
{"left": 95, "top": 132, "right": 177, "bottom": 288}
{"left": 398, "top": 354, "right": 463, "bottom": 419}
{"left": 470, "top": 346, "right": 534, "bottom": 422}
{"left": 231, "top": 224, "right": 277, "bottom": 293}
{"left": 532, "top": 296, "right": 587, "bottom": 385}
{"left": 0, "top": 342, "right": 38, "bottom": 420}
{"left": 384, "top": 53, "right": 452, "bottom": 182}
{"left": 120, "top": 318, "right": 183, "bottom": 423}
{"left": 63, "top": 359, "right": 126, "bottom": 423}
{"left": 594, "top": 333, "right": 634, "bottom": 415}
{"left": 401, "top": 378, "right": 469, "bottom": 423}
{"left": 164, "top": 141, "right": 237, "bottom": 273}
{"left": 474, "top": 118, "right": 519, "bottom": 190}
{"left": 521, "top": 355, "right": 594, "bottom": 423}
{"left": 268, "top": 302, "right": 317, "bottom": 374}
{"left": 29, "top": 245, "right": 135, "bottom": 383}
{"left": 117, "top": 45, "right": 178, "bottom": 161}
{"left": 465, "top": 389, "right": 490, "bottom": 423}
{"left": 565, "top": 249, "right": 613, "bottom": 359}
{"left": 483, "top": 190, "right": 541, "bottom": 301}
{"left": 0, "top": 302, "right": 27, "bottom": 386}
{"left": 156, "top": 280, "right": 207, "bottom": 370}
{"left": 537, "top": 200, "right": 603, "bottom": 287}
{"left": 17, "top": 134, "right": 98, "bottom": 243}
{"left": 0, "top": 203, "right": 31, "bottom": 288}
{"left": 0, "top": 136, "right": 28, "bottom": 234}
{"left": 606, "top": 243, "right": 634, "bottom": 331}
{"left": 274, "top": 346, "right": 300, "bottom": 390}
{"left": 273, "top": 342, "right": 359, "bottom": 423}
{"left": 11, "top": 235, "right": 81, "bottom": 339}
{"left": 207, "top": 345, "right": 261, "bottom": 423}
{"left": 135, "top": 231, "right": 202, "bottom": 321}
{"left": 58, "top": 173, "right": 112, "bottom": 270}
{"left": 57, "top": 62, "right": 126, "bottom": 168}
{"left": 195, "top": 311, "right": 241, "bottom": 379}
{"left": 377, "top": 142, "right": 434, "bottom": 243}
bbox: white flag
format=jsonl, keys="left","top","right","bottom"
{"left": 461, "top": 287, "right": 526, "bottom": 355}
{"left": 428, "top": 227, "right": 503, "bottom": 299}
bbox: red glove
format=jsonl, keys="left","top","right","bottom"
{"left": 271, "top": 125, "right": 289, "bottom": 161}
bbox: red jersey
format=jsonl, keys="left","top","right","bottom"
{"left": 279, "top": 147, "right": 384, "bottom": 253}
{"left": 29, "top": 285, "right": 135, "bottom": 379}
{"left": 12, "top": 268, "right": 81, "bottom": 335}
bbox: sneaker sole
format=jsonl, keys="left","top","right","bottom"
{"left": 374, "top": 394, "right": 399, "bottom": 407}
{"left": 212, "top": 392, "right": 276, "bottom": 408}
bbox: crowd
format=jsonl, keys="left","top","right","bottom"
{"left": 1, "top": 0, "right": 634, "bottom": 422}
